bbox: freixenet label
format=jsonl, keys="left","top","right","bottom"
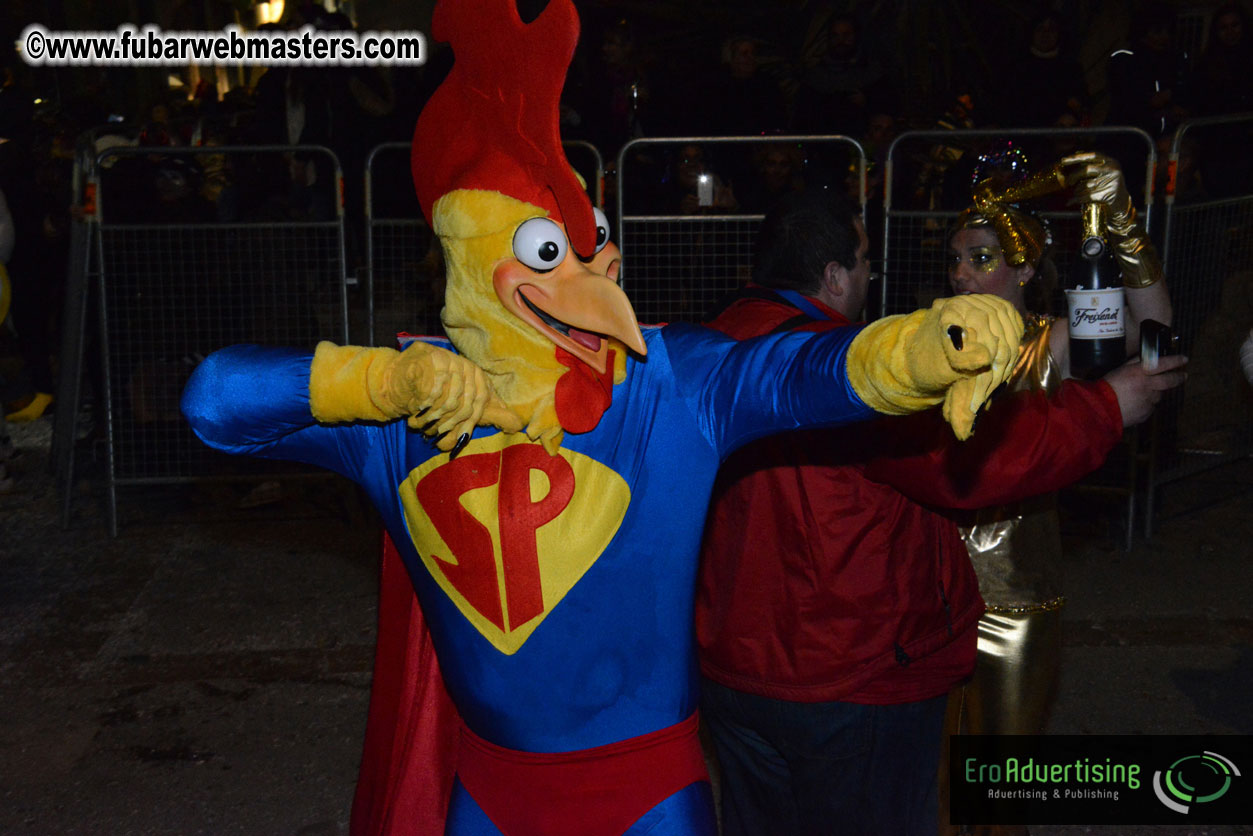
{"left": 1065, "top": 288, "right": 1126, "bottom": 340}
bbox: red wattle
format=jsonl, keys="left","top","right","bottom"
{"left": 553, "top": 348, "right": 616, "bottom": 434}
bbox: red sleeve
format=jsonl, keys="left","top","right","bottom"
{"left": 863, "top": 379, "right": 1123, "bottom": 510}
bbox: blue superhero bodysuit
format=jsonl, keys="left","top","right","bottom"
{"left": 183, "top": 321, "right": 872, "bottom": 834}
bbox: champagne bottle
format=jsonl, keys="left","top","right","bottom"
{"left": 1066, "top": 203, "right": 1126, "bottom": 379}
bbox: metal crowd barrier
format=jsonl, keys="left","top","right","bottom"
{"left": 616, "top": 135, "right": 865, "bottom": 325}
{"left": 364, "top": 140, "right": 605, "bottom": 347}
{"left": 564, "top": 140, "right": 606, "bottom": 211}
{"left": 364, "top": 142, "right": 438, "bottom": 345}
{"left": 882, "top": 127, "right": 1157, "bottom": 549}
{"left": 1146, "top": 113, "right": 1253, "bottom": 534}
{"left": 61, "top": 124, "right": 1245, "bottom": 544}
{"left": 52, "top": 130, "right": 104, "bottom": 528}
{"left": 76, "top": 143, "right": 350, "bottom": 535}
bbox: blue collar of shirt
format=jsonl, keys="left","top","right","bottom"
{"left": 774, "top": 289, "right": 837, "bottom": 323}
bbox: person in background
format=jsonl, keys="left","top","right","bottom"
{"left": 579, "top": 16, "right": 654, "bottom": 158}
{"left": 1190, "top": 3, "right": 1253, "bottom": 199}
{"left": 703, "top": 35, "right": 788, "bottom": 138}
{"left": 856, "top": 108, "right": 897, "bottom": 249}
{"left": 994, "top": 11, "right": 1089, "bottom": 130}
{"left": 1106, "top": 4, "right": 1190, "bottom": 140}
{"left": 698, "top": 34, "right": 791, "bottom": 195}
{"left": 793, "top": 13, "right": 884, "bottom": 137}
{"left": 670, "top": 142, "right": 739, "bottom": 216}
{"left": 930, "top": 152, "right": 1176, "bottom": 835}
{"left": 695, "top": 187, "right": 1185, "bottom": 836}
{"left": 1105, "top": 3, "right": 1190, "bottom": 198}
{"left": 0, "top": 67, "right": 60, "bottom": 423}
{"left": 1193, "top": 3, "right": 1253, "bottom": 117}
{"left": 734, "top": 142, "right": 806, "bottom": 214}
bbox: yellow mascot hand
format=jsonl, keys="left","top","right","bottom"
{"left": 1058, "top": 151, "right": 1162, "bottom": 288}
{"left": 847, "top": 294, "right": 1023, "bottom": 439}
{"left": 309, "top": 342, "right": 523, "bottom": 452}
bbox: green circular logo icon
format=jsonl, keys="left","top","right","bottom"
{"left": 1153, "top": 752, "right": 1240, "bottom": 814}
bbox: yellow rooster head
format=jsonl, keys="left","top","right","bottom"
{"left": 411, "top": 0, "right": 646, "bottom": 451}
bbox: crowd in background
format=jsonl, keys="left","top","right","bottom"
{"left": 0, "top": 0, "right": 1252, "bottom": 449}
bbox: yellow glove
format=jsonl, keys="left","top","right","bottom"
{"left": 847, "top": 295, "right": 1023, "bottom": 439}
{"left": 309, "top": 341, "right": 523, "bottom": 453}
{"left": 1059, "top": 151, "right": 1162, "bottom": 288}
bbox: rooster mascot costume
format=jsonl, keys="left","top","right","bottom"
{"left": 182, "top": 1, "right": 1025, "bottom": 832}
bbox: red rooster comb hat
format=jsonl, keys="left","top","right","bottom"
{"left": 411, "top": 0, "right": 598, "bottom": 257}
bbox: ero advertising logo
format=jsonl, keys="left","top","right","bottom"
{"left": 951, "top": 735, "right": 1252, "bottom": 826}
{"left": 1153, "top": 751, "right": 1241, "bottom": 814}
{"left": 961, "top": 755, "right": 1140, "bottom": 802}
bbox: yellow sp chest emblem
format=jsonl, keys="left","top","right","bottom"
{"left": 398, "top": 434, "right": 630, "bottom": 654}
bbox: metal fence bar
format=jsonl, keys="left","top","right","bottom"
{"left": 52, "top": 129, "right": 104, "bottom": 528}
{"left": 52, "top": 215, "right": 95, "bottom": 527}
{"left": 93, "top": 214, "right": 119, "bottom": 537}
{"left": 365, "top": 141, "right": 440, "bottom": 347}
{"left": 563, "top": 140, "right": 606, "bottom": 209}
{"left": 91, "top": 143, "right": 350, "bottom": 535}
{"left": 881, "top": 127, "right": 1157, "bottom": 549}
{"left": 1146, "top": 113, "right": 1253, "bottom": 536}
{"left": 616, "top": 135, "right": 865, "bottom": 324}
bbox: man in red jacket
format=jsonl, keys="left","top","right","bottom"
{"left": 695, "top": 190, "right": 1184, "bottom": 835}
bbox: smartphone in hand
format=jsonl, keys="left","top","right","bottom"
{"left": 697, "top": 173, "right": 714, "bottom": 207}
{"left": 1140, "top": 319, "right": 1177, "bottom": 371}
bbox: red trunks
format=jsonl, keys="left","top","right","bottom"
{"left": 455, "top": 713, "right": 709, "bottom": 836}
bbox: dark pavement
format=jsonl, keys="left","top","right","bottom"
{"left": 3, "top": 414, "right": 1252, "bottom": 835}
{"left": 2, "top": 418, "right": 377, "bottom": 835}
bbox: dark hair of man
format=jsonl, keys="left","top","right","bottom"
{"left": 1131, "top": 2, "right": 1174, "bottom": 42}
{"left": 751, "top": 189, "right": 858, "bottom": 294}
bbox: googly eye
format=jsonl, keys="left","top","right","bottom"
{"left": 513, "top": 217, "right": 568, "bottom": 272}
{"left": 592, "top": 207, "right": 611, "bottom": 253}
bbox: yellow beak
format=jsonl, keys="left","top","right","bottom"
{"left": 495, "top": 243, "right": 647, "bottom": 375}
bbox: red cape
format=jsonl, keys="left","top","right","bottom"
{"left": 350, "top": 533, "right": 460, "bottom": 835}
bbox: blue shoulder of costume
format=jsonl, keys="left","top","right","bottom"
{"left": 641, "top": 321, "right": 874, "bottom": 457}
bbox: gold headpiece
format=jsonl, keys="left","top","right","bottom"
{"left": 954, "top": 163, "right": 1068, "bottom": 267}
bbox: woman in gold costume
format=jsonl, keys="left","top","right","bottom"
{"left": 940, "top": 152, "right": 1174, "bottom": 835}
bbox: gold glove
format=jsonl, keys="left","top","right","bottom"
{"left": 309, "top": 341, "right": 523, "bottom": 452}
{"left": 847, "top": 295, "right": 1023, "bottom": 439}
{"left": 1059, "top": 151, "right": 1162, "bottom": 288}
